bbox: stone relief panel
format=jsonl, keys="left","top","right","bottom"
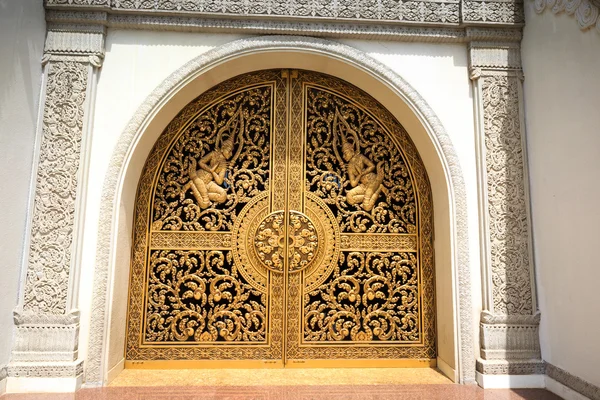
{"left": 463, "top": 0, "right": 525, "bottom": 24}
{"left": 470, "top": 43, "right": 542, "bottom": 375}
{"left": 44, "top": 0, "right": 526, "bottom": 27}
{"left": 534, "top": 0, "right": 600, "bottom": 33}
{"left": 46, "top": 0, "right": 109, "bottom": 5}
{"left": 23, "top": 60, "right": 89, "bottom": 315}
{"left": 481, "top": 74, "right": 533, "bottom": 315}
{"left": 109, "top": 0, "right": 461, "bottom": 24}
{"left": 9, "top": 20, "right": 105, "bottom": 378}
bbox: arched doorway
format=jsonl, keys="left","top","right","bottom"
{"left": 125, "top": 69, "right": 435, "bottom": 368}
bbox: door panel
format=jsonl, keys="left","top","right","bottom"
{"left": 125, "top": 70, "right": 435, "bottom": 368}
{"left": 126, "top": 71, "right": 288, "bottom": 366}
{"left": 284, "top": 71, "right": 435, "bottom": 366}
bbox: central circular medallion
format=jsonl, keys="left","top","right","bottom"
{"left": 253, "top": 210, "right": 319, "bottom": 273}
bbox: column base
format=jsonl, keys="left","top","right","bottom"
{"left": 5, "top": 360, "right": 83, "bottom": 393}
{"left": 476, "top": 371, "right": 545, "bottom": 389}
{"left": 476, "top": 359, "right": 546, "bottom": 388}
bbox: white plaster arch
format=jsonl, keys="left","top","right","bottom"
{"left": 86, "top": 35, "right": 474, "bottom": 386}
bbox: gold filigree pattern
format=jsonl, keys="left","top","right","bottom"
{"left": 152, "top": 84, "right": 273, "bottom": 232}
{"left": 305, "top": 86, "right": 416, "bottom": 234}
{"left": 340, "top": 234, "right": 417, "bottom": 252}
{"left": 144, "top": 250, "right": 267, "bottom": 344}
{"left": 254, "top": 211, "right": 319, "bottom": 273}
{"left": 304, "top": 251, "right": 420, "bottom": 342}
{"left": 126, "top": 69, "right": 435, "bottom": 365}
{"left": 126, "top": 71, "right": 285, "bottom": 363}
{"left": 150, "top": 232, "right": 232, "bottom": 249}
{"left": 285, "top": 71, "right": 435, "bottom": 362}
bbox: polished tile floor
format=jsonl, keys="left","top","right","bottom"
{"left": 110, "top": 367, "right": 453, "bottom": 386}
{"left": 1, "top": 369, "right": 564, "bottom": 399}
{"left": 1, "top": 385, "right": 563, "bottom": 400}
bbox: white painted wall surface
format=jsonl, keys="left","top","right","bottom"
{"left": 0, "top": 0, "right": 45, "bottom": 368}
{"left": 81, "top": 32, "right": 480, "bottom": 378}
{"left": 522, "top": 3, "right": 600, "bottom": 388}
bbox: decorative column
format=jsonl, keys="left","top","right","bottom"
{"left": 469, "top": 42, "right": 544, "bottom": 381}
{"left": 7, "top": 16, "right": 105, "bottom": 387}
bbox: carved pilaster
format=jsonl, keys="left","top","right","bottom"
{"left": 9, "top": 15, "right": 106, "bottom": 380}
{"left": 469, "top": 42, "right": 543, "bottom": 376}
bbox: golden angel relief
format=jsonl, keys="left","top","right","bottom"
{"left": 126, "top": 70, "right": 435, "bottom": 366}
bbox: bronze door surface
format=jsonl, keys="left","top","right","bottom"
{"left": 125, "top": 70, "right": 435, "bottom": 368}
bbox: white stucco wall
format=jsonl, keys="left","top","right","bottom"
{"left": 522, "top": 4, "right": 600, "bottom": 388}
{"left": 0, "top": 0, "right": 45, "bottom": 370}
{"left": 80, "top": 31, "right": 480, "bottom": 379}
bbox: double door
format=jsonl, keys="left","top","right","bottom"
{"left": 125, "top": 69, "right": 435, "bottom": 368}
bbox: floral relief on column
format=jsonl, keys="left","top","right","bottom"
{"left": 482, "top": 75, "right": 533, "bottom": 315}
{"left": 23, "top": 61, "right": 88, "bottom": 315}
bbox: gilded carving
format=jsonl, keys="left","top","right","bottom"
{"left": 333, "top": 110, "right": 386, "bottom": 212}
{"left": 304, "top": 251, "right": 420, "bottom": 342}
{"left": 254, "top": 210, "right": 319, "bottom": 274}
{"left": 305, "top": 86, "right": 417, "bottom": 235}
{"left": 151, "top": 85, "right": 272, "bottom": 232}
{"left": 296, "top": 77, "right": 427, "bottom": 352}
{"left": 150, "top": 232, "right": 232, "bottom": 249}
{"left": 144, "top": 249, "right": 267, "bottom": 343}
{"left": 340, "top": 234, "right": 417, "bottom": 252}
{"left": 126, "top": 69, "right": 435, "bottom": 364}
{"left": 126, "top": 71, "right": 284, "bottom": 362}
{"left": 180, "top": 109, "right": 243, "bottom": 209}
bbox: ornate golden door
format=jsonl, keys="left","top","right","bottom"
{"left": 125, "top": 70, "right": 435, "bottom": 368}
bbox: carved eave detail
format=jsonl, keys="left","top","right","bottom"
{"left": 44, "top": 0, "right": 524, "bottom": 41}
{"left": 534, "top": 0, "right": 600, "bottom": 33}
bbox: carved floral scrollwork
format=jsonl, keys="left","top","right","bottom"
{"left": 127, "top": 69, "right": 435, "bottom": 365}
{"left": 482, "top": 75, "right": 533, "bottom": 315}
{"left": 23, "top": 61, "right": 88, "bottom": 314}
{"left": 305, "top": 87, "right": 417, "bottom": 235}
{"left": 145, "top": 250, "right": 267, "bottom": 343}
{"left": 151, "top": 86, "right": 272, "bottom": 232}
{"left": 254, "top": 211, "right": 319, "bottom": 274}
{"left": 106, "top": 0, "right": 461, "bottom": 24}
{"left": 304, "top": 251, "right": 420, "bottom": 342}
{"left": 463, "top": 1, "right": 525, "bottom": 24}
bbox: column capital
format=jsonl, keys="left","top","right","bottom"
{"left": 468, "top": 41, "right": 522, "bottom": 76}
{"left": 43, "top": 11, "right": 107, "bottom": 67}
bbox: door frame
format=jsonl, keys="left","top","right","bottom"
{"left": 87, "top": 36, "right": 474, "bottom": 386}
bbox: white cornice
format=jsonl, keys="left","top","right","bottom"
{"left": 44, "top": 0, "right": 525, "bottom": 40}
{"left": 44, "top": 10, "right": 523, "bottom": 44}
